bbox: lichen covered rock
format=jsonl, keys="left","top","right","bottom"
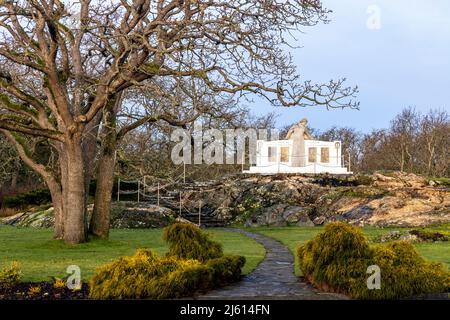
{"left": 110, "top": 203, "right": 176, "bottom": 229}
{"left": 1, "top": 207, "right": 54, "bottom": 228}
{"left": 2, "top": 171, "right": 449, "bottom": 229}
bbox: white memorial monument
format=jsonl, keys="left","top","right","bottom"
{"left": 244, "top": 119, "right": 352, "bottom": 175}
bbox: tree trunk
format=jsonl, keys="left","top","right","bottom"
{"left": 48, "top": 142, "right": 67, "bottom": 240}
{"left": 10, "top": 173, "right": 18, "bottom": 191}
{"left": 90, "top": 145, "right": 115, "bottom": 238}
{"left": 426, "top": 143, "right": 435, "bottom": 177}
{"left": 47, "top": 180, "right": 64, "bottom": 240}
{"left": 90, "top": 119, "right": 117, "bottom": 239}
{"left": 90, "top": 94, "right": 122, "bottom": 239}
{"left": 81, "top": 113, "right": 103, "bottom": 238}
{"left": 400, "top": 147, "right": 405, "bottom": 172}
{"left": 62, "top": 135, "right": 87, "bottom": 244}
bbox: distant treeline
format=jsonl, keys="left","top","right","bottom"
{"left": 310, "top": 107, "right": 449, "bottom": 177}
{"left": 0, "top": 107, "right": 448, "bottom": 204}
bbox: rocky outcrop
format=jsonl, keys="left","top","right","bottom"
{"left": 242, "top": 204, "right": 314, "bottom": 227}
{"left": 2, "top": 171, "right": 449, "bottom": 229}
{"left": 1, "top": 207, "right": 55, "bottom": 228}
{"left": 181, "top": 171, "right": 449, "bottom": 228}
{"left": 376, "top": 229, "right": 449, "bottom": 243}
{"left": 110, "top": 202, "right": 176, "bottom": 228}
{"left": 1, "top": 202, "right": 176, "bottom": 229}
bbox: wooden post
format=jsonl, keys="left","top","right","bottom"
{"left": 157, "top": 182, "right": 160, "bottom": 207}
{"left": 117, "top": 178, "right": 120, "bottom": 202}
{"left": 137, "top": 180, "right": 140, "bottom": 203}
{"left": 143, "top": 176, "right": 146, "bottom": 197}
{"left": 198, "top": 200, "right": 202, "bottom": 227}
{"left": 179, "top": 191, "right": 182, "bottom": 216}
{"left": 277, "top": 149, "right": 280, "bottom": 174}
{"left": 348, "top": 150, "right": 351, "bottom": 172}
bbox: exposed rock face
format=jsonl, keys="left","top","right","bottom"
{"left": 243, "top": 204, "right": 314, "bottom": 227}
{"left": 1, "top": 207, "right": 55, "bottom": 228}
{"left": 181, "top": 171, "right": 449, "bottom": 228}
{"left": 2, "top": 171, "right": 449, "bottom": 228}
{"left": 376, "top": 229, "right": 449, "bottom": 243}
{"left": 1, "top": 203, "right": 176, "bottom": 229}
{"left": 110, "top": 202, "right": 176, "bottom": 228}
{"left": 377, "top": 231, "right": 419, "bottom": 243}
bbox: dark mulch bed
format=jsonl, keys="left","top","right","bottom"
{"left": 0, "top": 282, "right": 89, "bottom": 300}
{"left": 1, "top": 282, "right": 447, "bottom": 300}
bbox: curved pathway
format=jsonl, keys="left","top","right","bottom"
{"left": 197, "top": 229, "right": 347, "bottom": 300}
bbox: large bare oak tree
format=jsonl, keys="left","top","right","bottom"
{"left": 0, "top": 0, "right": 357, "bottom": 243}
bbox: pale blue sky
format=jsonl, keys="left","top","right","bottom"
{"left": 248, "top": 0, "right": 450, "bottom": 132}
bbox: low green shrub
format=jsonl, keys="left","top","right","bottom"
{"left": 157, "top": 262, "right": 213, "bottom": 299}
{"left": 297, "top": 222, "right": 450, "bottom": 299}
{"left": 364, "top": 242, "right": 449, "bottom": 299}
{"left": 162, "top": 223, "right": 223, "bottom": 262}
{"left": 0, "top": 261, "right": 22, "bottom": 287}
{"left": 89, "top": 249, "right": 245, "bottom": 299}
{"left": 206, "top": 255, "right": 246, "bottom": 286}
{"left": 313, "top": 174, "right": 374, "bottom": 187}
{"left": 354, "top": 175, "right": 374, "bottom": 186}
{"left": 428, "top": 177, "right": 450, "bottom": 187}
{"left": 409, "top": 229, "right": 449, "bottom": 242}
{"left": 3, "top": 189, "right": 51, "bottom": 208}
{"left": 89, "top": 249, "right": 206, "bottom": 299}
{"left": 90, "top": 224, "right": 245, "bottom": 299}
{"left": 297, "top": 222, "right": 372, "bottom": 294}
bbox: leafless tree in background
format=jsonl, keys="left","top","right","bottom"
{"left": 342, "top": 108, "right": 449, "bottom": 177}
{"left": 416, "top": 110, "right": 449, "bottom": 177}
{"left": 284, "top": 107, "right": 449, "bottom": 177}
{"left": 317, "top": 126, "right": 361, "bottom": 171}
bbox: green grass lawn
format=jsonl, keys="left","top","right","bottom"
{"left": 2, "top": 224, "right": 448, "bottom": 282}
{"left": 246, "top": 225, "right": 450, "bottom": 276}
{"left": 0, "top": 226, "right": 265, "bottom": 282}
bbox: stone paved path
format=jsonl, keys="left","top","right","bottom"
{"left": 197, "top": 229, "right": 347, "bottom": 300}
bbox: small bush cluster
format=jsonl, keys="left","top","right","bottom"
{"left": 313, "top": 174, "right": 374, "bottom": 187}
{"left": 2, "top": 189, "right": 51, "bottom": 208}
{"left": 0, "top": 262, "right": 22, "bottom": 288}
{"left": 369, "top": 242, "right": 449, "bottom": 299}
{"left": 376, "top": 229, "right": 449, "bottom": 243}
{"left": 234, "top": 197, "right": 262, "bottom": 224}
{"left": 89, "top": 249, "right": 245, "bottom": 299}
{"left": 409, "top": 229, "right": 449, "bottom": 242}
{"left": 162, "top": 223, "right": 223, "bottom": 262}
{"left": 89, "top": 223, "right": 245, "bottom": 299}
{"left": 206, "top": 255, "right": 246, "bottom": 286}
{"left": 354, "top": 175, "right": 374, "bottom": 186}
{"left": 297, "top": 222, "right": 371, "bottom": 294}
{"left": 53, "top": 278, "right": 67, "bottom": 289}
{"left": 297, "top": 222, "right": 450, "bottom": 299}
{"left": 428, "top": 177, "right": 450, "bottom": 188}
{"left": 28, "top": 286, "right": 42, "bottom": 296}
